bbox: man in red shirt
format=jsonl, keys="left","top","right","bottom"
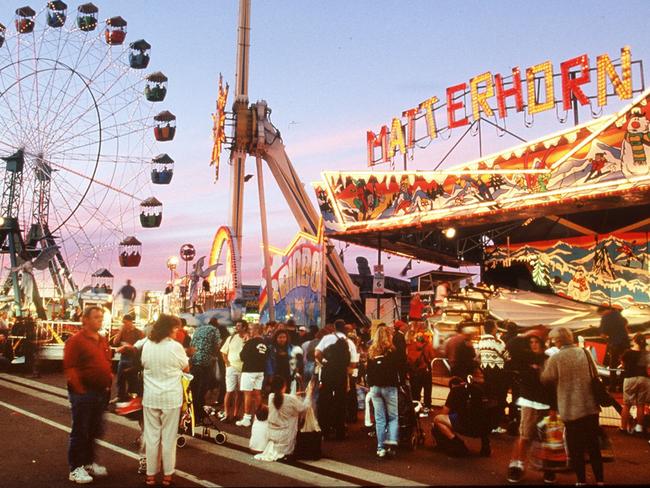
{"left": 63, "top": 306, "right": 113, "bottom": 484}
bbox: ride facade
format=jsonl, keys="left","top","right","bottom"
{"left": 313, "top": 46, "right": 650, "bottom": 325}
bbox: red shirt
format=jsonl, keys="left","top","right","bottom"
{"left": 63, "top": 330, "right": 113, "bottom": 393}
{"left": 409, "top": 296, "right": 425, "bottom": 319}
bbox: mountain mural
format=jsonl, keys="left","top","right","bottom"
{"left": 486, "top": 234, "right": 650, "bottom": 307}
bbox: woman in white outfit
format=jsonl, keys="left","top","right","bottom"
{"left": 254, "top": 375, "right": 311, "bottom": 461}
{"left": 141, "top": 315, "right": 189, "bottom": 486}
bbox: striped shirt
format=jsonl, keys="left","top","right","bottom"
{"left": 476, "top": 334, "right": 508, "bottom": 369}
{"left": 141, "top": 337, "right": 189, "bottom": 409}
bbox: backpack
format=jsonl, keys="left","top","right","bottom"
{"left": 321, "top": 334, "right": 350, "bottom": 383}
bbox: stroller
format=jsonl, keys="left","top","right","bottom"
{"left": 365, "top": 384, "right": 426, "bottom": 450}
{"left": 176, "top": 373, "right": 195, "bottom": 447}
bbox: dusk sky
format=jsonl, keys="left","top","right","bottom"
{"left": 1, "top": 0, "right": 648, "bottom": 293}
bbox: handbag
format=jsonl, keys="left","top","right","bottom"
{"left": 294, "top": 405, "right": 322, "bottom": 460}
{"left": 584, "top": 349, "right": 614, "bottom": 407}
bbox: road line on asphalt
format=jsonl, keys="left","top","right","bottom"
{"left": 0, "top": 377, "right": 358, "bottom": 487}
{"left": 1, "top": 376, "right": 423, "bottom": 486}
{"left": 0, "top": 400, "right": 220, "bottom": 488}
{"left": 1, "top": 374, "right": 428, "bottom": 486}
{"left": 219, "top": 427, "right": 429, "bottom": 487}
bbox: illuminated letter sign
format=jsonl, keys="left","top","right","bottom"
{"left": 495, "top": 67, "right": 523, "bottom": 118}
{"left": 470, "top": 71, "right": 495, "bottom": 121}
{"left": 365, "top": 47, "right": 637, "bottom": 166}
{"left": 418, "top": 96, "right": 439, "bottom": 139}
{"left": 561, "top": 54, "right": 590, "bottom": 111}
{"left": 447, "top": 82, "right": 469, "bottom": 129}
{"left": 389, "top": 117, "right": 406, "bottom": 157}
{"left": 367, "top": 126, "right": 390, "bottom": 166}
{"left": 526, "top": 60, "right": 555, "bottom": 114}
{"left": 597, "top": 46, "right": 632, "bottom": 106}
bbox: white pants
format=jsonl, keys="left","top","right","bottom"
{"left": 143, "top": 406, "right": 181, "bottom": 476}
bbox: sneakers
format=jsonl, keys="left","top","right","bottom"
{"left": 543, "top": 471, "right": 557, "bottom": 484}
{"left": 492, "top": 426, "right": 508, "bottom": 434}
{"left": 84, "top": 463, "right": 108, "bottom": 477}
{"left": 507, "top": 461, "right": 524, "bottom": 484}
{"left": 137, "top": 457, "right": 147, "bottom": 475}
{"left": 633, "top": 424, "right": 644, "bottom": 434}
{"left": 217, "top": 410, "right": 228, "bottom": 421}
{"left": 376, "top": 448, "right": 387, "bottom": 458}
{"left": 69, "top": 467, "right": 93, "bottom": 484}
{"left": 235, "top": 416, "right": 251, "bottom": 427}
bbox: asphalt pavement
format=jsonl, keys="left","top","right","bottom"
{"left": 0, "top": 364, "right": 648, "bottom": 487}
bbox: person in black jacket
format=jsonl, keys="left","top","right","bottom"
{"left": 432, "top": 365, "right": 491, "bottom": 457}
{"left": 366, "top": 326, "right": 400, "bottom": 458}
{"left": 236, "top": 323, "right": 268, "bottom": 428}
{"left": 506, "top": 333, "right": 557, "bottom": 484}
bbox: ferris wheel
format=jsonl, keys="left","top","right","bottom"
{"left": 0, "top": 2, "right": 175, "bottom": 316}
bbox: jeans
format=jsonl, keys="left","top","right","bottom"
{"left": 68, "top": 390, "right": 108, "bottom": 470}
{"left": 369, "top": 386, "right": 398, "bottom": 449}
{"left": 564, "top": 414, "right": 603, "bottom": 483}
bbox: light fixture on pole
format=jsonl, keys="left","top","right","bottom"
{"left": 166, "top": 255, "right": 178, "bottom": 282}
{"left": 179, "top": 244, "right": 196, "bottom": 312}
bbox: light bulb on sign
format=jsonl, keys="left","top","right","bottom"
{"left": 444, "top": 227, "right": 456, "bottom": 239}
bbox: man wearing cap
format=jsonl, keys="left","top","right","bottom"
{"left": 111, "top": 314, "right": 143, "bottom": 402}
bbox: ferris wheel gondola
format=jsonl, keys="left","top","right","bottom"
{"left": 0, "top": 2, "right": 175, "bottom": 316}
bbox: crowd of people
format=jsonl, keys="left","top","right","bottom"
{"left": 4, "top": 298, "right": 644, "bottom": 486}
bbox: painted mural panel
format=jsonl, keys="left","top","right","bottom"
{"left": 485, "top": 233, "right": 650, "bottom": 308}
{"left": 314, "top": 89, "right": 650, "bottom": 233}
{"left": 259, "top": 237, "right": 323, "bottom": 326}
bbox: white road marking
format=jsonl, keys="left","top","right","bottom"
{"left": 0, "top": 377, "right": 359, "bottom": 486}
{"left": 0, "top": 400, "right": 220, "bottom": 488}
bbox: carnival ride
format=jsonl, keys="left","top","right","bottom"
{"left": 0, "top": 2, "right": 175, "bottom": 319}
{"left": 201, "top": 0, "right": 363, "bottom": 326}
{"left": 313, "top": 85, "right": 650, "bottom": 326}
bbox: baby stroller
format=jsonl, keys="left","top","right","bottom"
{"left": 398, "top": 385, "right": 426, "bottom": 449}
{"left": 177, "top": 373, "right": 195, "bottom": 448}
{"left": 365, "top": 384, "right": 426, "bottom": 450}
{"left": 201, "top": 405, "right": 228, "bottom": 445}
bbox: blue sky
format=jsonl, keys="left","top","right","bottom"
{"left": 1, "top": 0, "right": 648, "bottom": 291}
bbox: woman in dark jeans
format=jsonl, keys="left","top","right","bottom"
{"left": 366, "top": 326, "right": 400, "bottom": 458}
{"left": 541, "top": 326, "right": 603, "bottom": 485}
